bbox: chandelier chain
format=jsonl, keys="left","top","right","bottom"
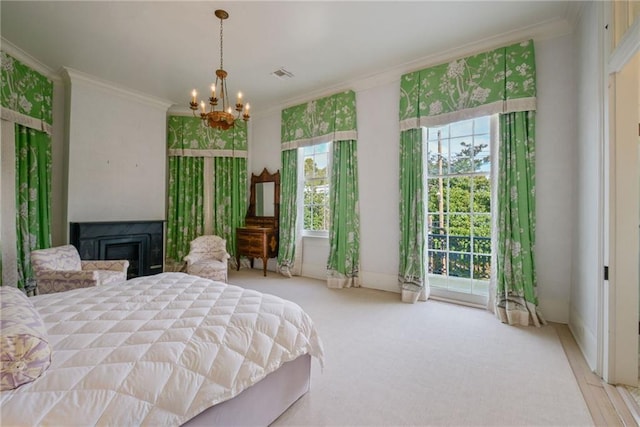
{"left": 219, "top": 15, "right": 224, "bottom": 70}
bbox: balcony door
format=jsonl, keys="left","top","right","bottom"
{"left": 425, "top": 115, "right": 495, "bottom": 306}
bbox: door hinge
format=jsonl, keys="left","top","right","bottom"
{"left": 604, "top": 265, "right": 609, "bottom": 281}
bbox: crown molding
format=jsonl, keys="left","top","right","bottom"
{"left": 565, "top": 1, "right": 586, "bottom": 30}
{"left": 256, "top": 16, "right": 574, "bottom": 118}
{"left": 0, "top": 38, "right": 62, "bottom": 82}
{"left": 62, "top": 67, "right": 174, "bottom": 111}
{"left": 167, "top": 105, "right": 194, "bottom": 116}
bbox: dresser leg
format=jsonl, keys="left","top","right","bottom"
{"left": 263, "top": 257, "right": 268, "bottom": 276}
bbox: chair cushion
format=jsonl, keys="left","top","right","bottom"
{"left": 95, "top": 270, "right": 127, "bottom": 285}
{"left": 187, "top": 259, "right": 227, "bottom": 282}
{"left": 0, "top": 286, "right": 51, "bottom": 391}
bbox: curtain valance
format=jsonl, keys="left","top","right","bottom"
{"left": 1, "top": 52, "right": 53, "bottom": 135}
{"left": 399, "top": 40, "right": 536, "bottom": 130}
{"left": 167, "top": 115, "right": 248, "bottom": 158}
{"left": 281, "top": 90, "right": 357, "bottom": 150}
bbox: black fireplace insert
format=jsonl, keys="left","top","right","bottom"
{"left": 70, "top": 220, "right": 164, "bottom": 279}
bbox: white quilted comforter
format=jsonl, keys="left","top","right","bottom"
{"left": 0, "top": 273, "right": 324, "bottom": 426}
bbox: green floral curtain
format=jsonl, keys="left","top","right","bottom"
{"left": 496, "top": 111, "right": 543, "bottom": 326}
{"left": 281, "top": 90, "right": 357, "bottom": 150}
{"left": 1, "top": 51, "right": 53, "bottom": 289}
{"left": 213, "top": 157, "right": 247, "bottom": 260}
{"left": 327, "top": 139, "right": 360, "bottom": 288}
{"left": 398, "top": 128, "right": 427, "bottom": 302}
{"left": 277, "top": 149, "right": 298, "bottom": 277}
{"left": 400, "top": 40, "right": 536, "bottom": 129}
{"left": 280, "top": 90, "right": 359, "bottom": 283}
{"left": 15, "top": 125, "right": 52, "bottom": 288}
{"left": 166, "top": 157, "right": 204, "bottom": 263}
{"left": 398, "top": 40, "right": 538, "bottom": 312}
{"left": 1, "top": 52, "right": 53, "bottom": 134}
{"left": 167, "top": 115, "right": 248, "bottom": 264}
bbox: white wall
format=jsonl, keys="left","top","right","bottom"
{"left": 250, "top": 34, "right": 577, "bottom": 323}
{"left": 570, "top": 2, "right": 602, "bottom": 369}
{"left": 534, "top": 34, "right": 577, "bottom": 323}
{"left": 64, "top": 69, "right": 170, "bottom": 224}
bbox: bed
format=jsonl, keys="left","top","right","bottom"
{"left": 0, "top": 272, "right": 324, "bottom": 426}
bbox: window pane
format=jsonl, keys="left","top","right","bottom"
{"left": 428, "top": 250, "right": 447, "bottom": 274}
{"left": 449, "top": 137, "right": 472, "bottom": 174}
{"left": 448, "top": 177, "right": 471, "bottom": 213}
{"left": 473, "top": 117, "right": 490, "bottom": 135}
{"left": 472, "top": 215, "right": 491, "bottom": 240}
{"left": 427, "top": 126, "right": 449, "bottom": 141}
{"left": 450, "top": 119, "right": 473, "bottom": 137}
{"left": 472, "top": 177, "right": 491, "bottom": 213}
{"left": 473, "top": 254, "right": 491, "bottom": 279}
{"left": 448, "top": 252, "right": 471, "bottom": 279}
{"left": 474, "top": 134, "right": 491, "bottom": 172}
{"left": 427, "top": 140, "right": 447, "bottom": 176}
{"left": 448, "top": 213, "right": 470, "bottom": 236}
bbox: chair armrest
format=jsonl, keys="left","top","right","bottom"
{"left": 35, "top": 270, "right": 99, "bottom": 294}
{"left": 184, "top": 254, "right": 202, "bottom": 265}
{"left": 81, "top": 260, "right": 129, "bottom": 273}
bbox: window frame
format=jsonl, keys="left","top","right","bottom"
{"left": 298, "top": 141, "right": 332, "bottom": 238}
{"left": 424, "top": 115, "right": 498, "bottom": 306}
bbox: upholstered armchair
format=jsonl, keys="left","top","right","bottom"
{"left": 184, "top": 235, "right": 230, "bottom": 282}
{"left": 30, "top": 245, "right": 129, "bottom": 295}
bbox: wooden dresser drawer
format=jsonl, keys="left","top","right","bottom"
{"left": 236, "top": 226, "right": 277, "bottom": 276}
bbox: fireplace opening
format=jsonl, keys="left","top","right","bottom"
{"left": 99, "top": 235, "right": 148, "bottom": 280}
{"left": 70, "top": 221, "right": 164, "bottom": 278}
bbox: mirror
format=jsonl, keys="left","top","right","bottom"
{"left": 256, "top": 182, "right": 275, "bottom": 216}
{"left": 247, "top": 168, "right": 280, "bottom": 220}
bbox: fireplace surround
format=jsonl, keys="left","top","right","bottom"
{"left": 70, "top": 220, "right": 164, "bottom": 279}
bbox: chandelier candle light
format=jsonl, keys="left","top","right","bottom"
{"left": 189, "top": 9, "right": 249, "bottom": 130}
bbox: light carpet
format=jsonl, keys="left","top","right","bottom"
{"left": 228, "top": 269, "right": 593, "bottom": 426}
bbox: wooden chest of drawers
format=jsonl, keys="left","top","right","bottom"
{"left": 236, "top": 226, "right": 278, "bottom": 276}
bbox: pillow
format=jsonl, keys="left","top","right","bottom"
{"left": 0, "top": 286, "right": 51, "bottom": 391}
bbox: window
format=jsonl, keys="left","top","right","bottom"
{"left": 425, "top": 116, "right": 494, "bottom": 302}
{"left": 300, "top": 142, "right": 331, "bottom": 235}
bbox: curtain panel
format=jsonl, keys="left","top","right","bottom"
{"left": 280, "top": 90, "right": 360, "bottom": 284}
{"left": 277, "top": 149, "right": 299, "bottom": 277}
{"left": 15, "top": 125, "right": 52, "bottom": 288}
{"left": 167, "top": 115, "right": 248, "bottom": 263}
{"left": 398, "top": 128, "right": 427, "bottom": 302}
{"left": 327, "top": 139, "right": 360, "bottom": 288}
{"left": 1, "top": 52, "right": 53, "bottom": 135}
{"left": 166, "top": 156, "right": 205, "bottom": 263}
{"left": 1, "top": 52, "right": 53, "bottom": 289}
{"left": 496, "top": 111, "right": 544, "bottom": 326}
{"left": 399, "top": 40, "right": 536, "bottom": 130}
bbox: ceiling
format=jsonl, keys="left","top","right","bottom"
{"left": 1, "top": 1, "right": 573, "bottom": 115}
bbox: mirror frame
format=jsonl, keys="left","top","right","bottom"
{"left": 247, "top": 168, "right": 280, "bottom": 219}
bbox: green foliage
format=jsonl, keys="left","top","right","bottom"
{"left": 303, "top": 157, "right": 329, "bottom": 231}
{"left": 426, "top": 136, "right": 492, "bottom": 279}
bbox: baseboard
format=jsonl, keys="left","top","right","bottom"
{"left": 568, "top": 308, "right": 598, "bottom": 371}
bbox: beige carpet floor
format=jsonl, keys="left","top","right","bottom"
{"left": 228, "top": 269, "right": 594, "bottom": 426}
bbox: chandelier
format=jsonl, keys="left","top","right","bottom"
{"left": 189, "top": 9, "right": 249, "bottom": 130}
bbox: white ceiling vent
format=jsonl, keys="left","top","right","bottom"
{"left": 271, "top": 67, "right": 294, "bottom": 80}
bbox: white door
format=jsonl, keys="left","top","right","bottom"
{"left": 606, "top": 48, "right": 639, "bottom": 386}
